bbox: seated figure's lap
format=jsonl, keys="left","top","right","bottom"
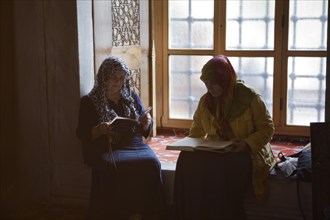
{"left": 172, "top": 151, "right": 252, "bottom": 220}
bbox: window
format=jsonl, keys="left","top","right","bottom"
{"left": 154, "top": 0, "right": 328, "bottom": 136}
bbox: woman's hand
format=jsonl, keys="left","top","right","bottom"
{"left": 140, "top": 113, "right": 152, "bottom": 131}
{"left": 98, "top": 122, "right": 111, "bottom": 135}
{"left": 91, "top": 122, "right": 111, "bottom": 140}
{"left": 230, "top": 139, "right": 250, "bottom": 153}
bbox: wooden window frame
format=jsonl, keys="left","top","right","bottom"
{"left": 153, "top": 0, "right": 327, "bottom": 137}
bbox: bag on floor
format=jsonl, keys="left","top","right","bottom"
{"left": 275, "top": 143, "right": 312, "bottom": 182}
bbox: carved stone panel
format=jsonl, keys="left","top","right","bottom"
{"left": 112, "top": 0, "right": 140, "bottom": 47}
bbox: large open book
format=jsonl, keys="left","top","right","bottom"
{"left": 166, "top": 137, "right": 235, "bottom": 153}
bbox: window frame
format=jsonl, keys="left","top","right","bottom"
{"left": 153, "top": 0, "right": 327, "bottom": 137}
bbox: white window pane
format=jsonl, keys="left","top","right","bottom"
{"left": 226, "top": 0, "right": 275, "bottom": 50}
{"left": 287, "top": 57, "right": 326, "bottom": 125}
{"left": 191, "top": 21, "right": 214, "bottom": 48}
{"left": 191, "top": 0, "right": 214, "bottom": 19}
{"left": 170, "top": 21, "right": 189, "bottom": 48}
{"left": 169, "top": 0, "right": 214, "bottom": 49}
{"left": 229, "top": 57, "right": 274, "bottom": 116}
{"left": 289, "top": 0, "right": 328, "bottom": 50}
{"left": 169, "top": 55, "right": 211, "bottom": 119}
{"left": 169, "top": 1, "right": 189, "bottom": 18}
{"left": 287, "top": 108, "right": 324, "bottom": 126}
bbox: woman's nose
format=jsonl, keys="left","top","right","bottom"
{"left": 205, "top": 82, "right": 211, "bottom": 89}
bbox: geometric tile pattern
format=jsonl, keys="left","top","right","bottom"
{"left": 128, "top": 68, "right": 141, "bottom": 96}
{"left": 112, "top": 0, "right": 140, "bottom": 46}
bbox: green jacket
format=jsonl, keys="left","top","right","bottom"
{"left": 189, "top": 91, "right": 276, "bottom": 201}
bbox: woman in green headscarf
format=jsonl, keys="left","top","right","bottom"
{"left": 172, "top": 55, "right": 276, "bottom": 220}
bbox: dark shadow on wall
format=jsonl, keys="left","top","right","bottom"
{"left": 0, "top": 1, "right": 19, "bottom": 219}
{"left": 1, "top": 1, "right": 85, "bottom": 219}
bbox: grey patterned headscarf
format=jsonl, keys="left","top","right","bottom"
{"left": 88, "top": 56, "right": 139, "bottom": 123}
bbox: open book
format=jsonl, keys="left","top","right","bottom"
{"left": 109, "top": 115, "right": 138, "bottom": 125}
{"left": 109, "top": 106, "right": 152, "bottom": 125}
{"left": 166, "top": 137, "right": 235, "bottom": 153}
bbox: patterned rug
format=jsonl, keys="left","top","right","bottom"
{"left": 148, "top": 135, "right": 310, "bottom": 164}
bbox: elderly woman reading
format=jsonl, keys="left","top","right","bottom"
{"left": 76, "top": 56, "right": 163, "bottom": 220}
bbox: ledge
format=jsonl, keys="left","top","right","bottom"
{"left": 150, "top": 127, "right": 310, "bottom": 169}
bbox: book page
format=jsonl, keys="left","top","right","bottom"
{"left": 167, "top": 137, "right": 204, "bottom": 147}
{"left": 109, "top": 106, "right": 152, "bottom": 125}
{"left": 166, "top": 137, "right": 234, "bottom": 152}
{"left": 109, "top": 116, "right": 138, "bottom": 125}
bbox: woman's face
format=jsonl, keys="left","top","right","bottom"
{"left": 106, "top": 71, "right": 126, "bottom": 95}
{"left": 204, "top": 80, "right": 223, "bottom": 98}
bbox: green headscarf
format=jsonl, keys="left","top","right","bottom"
{"left": 225, "top": 81, "right": 258, "bottom": 122}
